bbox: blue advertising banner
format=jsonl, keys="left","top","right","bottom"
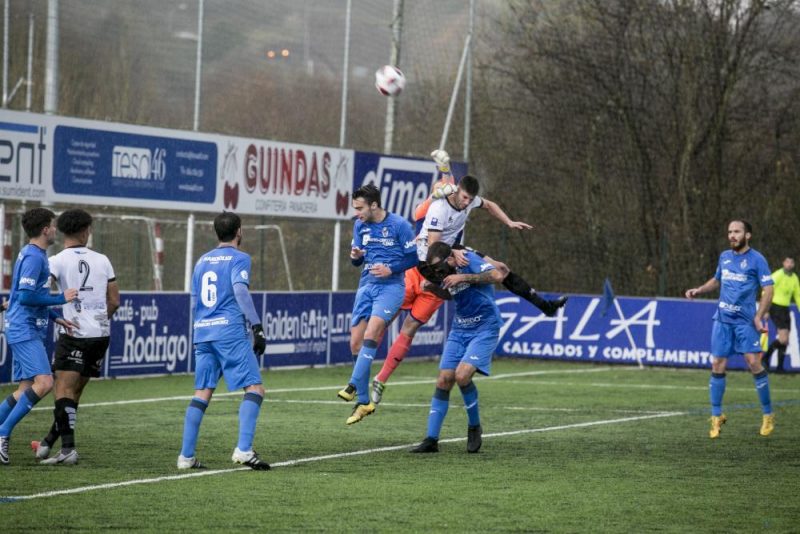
{"left": 261, "top": 292, "right": 329, "bottom": 367}
{"left": 495, "top": 292, "right": 799, "bottom": 371}
{"left": 353, "top": 151, "right": 468, "bottom": 224}
{"left": 107, "top": 294, "right": 192, "bottom": 377}
{"left": 52, "top": 125, "right": 217, "bottom": 203}
{"left": 2, "top": 291, "right": 796, "bottom": 384}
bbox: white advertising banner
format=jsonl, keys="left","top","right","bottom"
{"left": 0, "top": 109, "right": 354, "bottom": 220}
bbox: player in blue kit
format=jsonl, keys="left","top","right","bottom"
{"left": 336, "top": 183, "right": 417, "bottom": 425}
{"left": 410, "top": 241, "right": 505, "bottom": 453}
{"left": 0, "top": 208, "right": 78, "bottom": 465}
{"left": 686, "top": 220, "right": 775, "bottom": 439}
{"left": 177, "top": 212, "right": 270, "bottom": 470}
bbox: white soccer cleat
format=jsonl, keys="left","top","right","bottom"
{"left": 231, "top": 447, "right": 271, "bottom": 470}
{"left": 177, "top": 454, "right": 205, "bottom": 469}
{"left": 40, "top": 449, "right": 79, "bottom": 465}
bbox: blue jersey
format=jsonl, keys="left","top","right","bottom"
{"left": 352, "top": 212, "right": 416, "bottom": 285}
{"left": 447, "top": 251, "right": 501, "bottom": 331}
{"left": 713, "top": 248, "right": 773, "bottom": 324}
{"left": 4, "top": 244, "right": 53, "bottom": 343}
{"left": 191, "top": 246, "right": 252, "bottom": 343}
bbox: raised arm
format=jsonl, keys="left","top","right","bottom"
{"left": 480, "top": 198, "right": 533, "bottom": 231}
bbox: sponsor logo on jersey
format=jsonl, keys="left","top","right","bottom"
{"left": 19, "top": 276, "right": 36, "bottom": 287}
{"left": 740, "top": 259, "right": 748, "bottom": 269}
{"left": 455, "top": 315, "right": 483, "bottom": 326}
{"left": 718, "top": 301, "right": 742, "bottom": 313}
{"left": 721, "top": 269, "right": 747, "bottom": 283}
{"left": 240, "top": 270, "right": 249, "bottom": 280}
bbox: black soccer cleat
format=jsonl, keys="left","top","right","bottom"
{"left": 410, "top": 437, "right": 439, "bottom": 453}
{"left": 467, "top": 425, "right": 483, "bottom": 453}
{"left": 536, "top": 294, "right": 568, "bottom": 317}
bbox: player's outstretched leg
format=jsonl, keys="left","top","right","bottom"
{"left": 0, "top": 393, "right": 18, "bottom": 427}
{"left": 0, "top": 388, "right": 45, "bottom": 464}
{"left": 372, "top": 333, "right": 413, "bottom": 404}
{"left": 502, "top": 271, "right": 567, "bottom": 317}
{"left": 33, "top": 418, "right": 61, "bottom": 459}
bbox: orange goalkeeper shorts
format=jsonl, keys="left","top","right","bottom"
{"left": 401, "top": 266, "right": 444, "bottom": 324}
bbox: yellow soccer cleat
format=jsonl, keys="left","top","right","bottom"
{"left": 346, "top": 402, "right": 376, "bottom": 425}
{"left": 760, "top": 414, "right": 775, "bottom": 436}
{"left": 337, "top": 383, "right": 356, "bottom": 402}
{"left": 709, "top": 414, "right": 727, "bottom": 439}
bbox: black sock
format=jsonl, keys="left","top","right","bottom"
{"left": 502, "top": 272, "right": 546, "bottom": 307}
{"left": 54, "top": 398, "right": 79, "bottom": 450}
{"left": 776, "top": 342, "right": 787, "bottom": 371}
{"left": 43, "top": 420, "right": 60, "bottom": 448}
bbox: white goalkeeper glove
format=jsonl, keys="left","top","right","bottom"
{"left": 430, "top": 149, "right": 450, "bottom": 173}
{"left": 432, "top": 182, "right": 457, "bottom": 199}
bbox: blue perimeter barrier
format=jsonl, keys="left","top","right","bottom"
{"left": 1, "top": 291, "right": 796, "bottom": 383}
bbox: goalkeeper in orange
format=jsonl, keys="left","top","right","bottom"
{"left": 368, "top": 149, "right": 567, "bottom": 405}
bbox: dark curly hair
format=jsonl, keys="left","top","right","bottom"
{"left": 57, "top": 208, "right": 93, "bottom": 236}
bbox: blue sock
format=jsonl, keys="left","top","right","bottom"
{"left": 0, "top": 394, "right": 18, "bottom": 426}
{"left": 709, "top": 372, "right": 726, "bottom": 417}
{"left": 0, "top": 388, "right": 40, "bottom": 437}
{"left": 180, "top": 397, "right": 208, "bottom": 458}
{"left": 459, "top": 381, "right": 480, "bottom": 427}
{"left": 426, "top": 388, "right": 451, "bottom": 439}
{"left": 753, "top": 371, "right": 772, "bottom": 415}
{"left": 350, "top": 340, "right": 378, "bottom": 404}
{"left": 237, "top": 392, "right": 264, "bottom": 452}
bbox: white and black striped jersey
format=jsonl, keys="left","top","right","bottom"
{"left": 49, "top": 246, "right": 116, "bottom": 338}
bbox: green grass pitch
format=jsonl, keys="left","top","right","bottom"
{"left": 1, "top": 359, "right": 798, "bottom": 532}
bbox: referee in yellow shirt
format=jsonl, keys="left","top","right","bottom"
{"left": 764, "top": 257, "right": 800, "bottom": 373}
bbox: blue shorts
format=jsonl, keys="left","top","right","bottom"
{"left": 350, "top": 281, "right": 405, "bottom": 327}
{"left": 194, "top": 337, "right": 262, "bottom": 391}
{"left": 10, "top": 338, "right": 51, "bottom": 382}
{"left": 440, "top": 325, "right": 500, "bottom": 376}
{"left": 711, "top": 320, "right": 762, "bottom": 357}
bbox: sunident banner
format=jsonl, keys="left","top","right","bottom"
{"left": 1, "top": 291, "right": 796, "bottom": 383}
{"left": 0, "top": 110, "right": 469, "bottom": 221}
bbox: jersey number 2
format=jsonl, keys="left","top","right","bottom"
{"left": 78, "top": 260, "right": 93, "bottom": 291}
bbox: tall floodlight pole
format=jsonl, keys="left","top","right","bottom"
{"left": 332, "top": 0, "right": 353, "bottom": 291}
{"left": 192, "top": 0, "right": 204, "bottom": 131}
{"left": 25, "top": 12, "right": 33, "bottom": 110}
{"left": 463, "top": 0, "right": 475, "bottom": 162}
{"left": 383, "top": 0, "right": 404, "bottom": 155}
{"left": 2, "top": 0, "right": 8, "bottom": 107}
{"left": 44, "top": 0, "right": 58, "bottom": 114}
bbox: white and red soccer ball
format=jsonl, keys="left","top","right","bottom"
{"left": 375, "top": 65, "right": 406, "bottom": 96}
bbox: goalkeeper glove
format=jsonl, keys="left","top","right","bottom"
{"left": 432, "top": 182, "right": 457, "bottom": 199}
{"left": 430, "top": 149, "right": 451, "bottom": 173}
{"left": 252, "top": 324, "right": 267, "bottom": 356}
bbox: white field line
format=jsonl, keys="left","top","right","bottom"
{"left": 28, "top": 367, "right": 614, "bottom": 412}
{"left": 0, "top": 411, "right": 683, "bottom": 503}
{"left": 209, "top": 397, "right": 673, "bottom": 415}
{"left": 499, "top": 379, "right": 800, "bottom": 394}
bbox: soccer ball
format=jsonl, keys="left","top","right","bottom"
{"left": 375, "top": 65, "right": 406, "bottom": 96}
